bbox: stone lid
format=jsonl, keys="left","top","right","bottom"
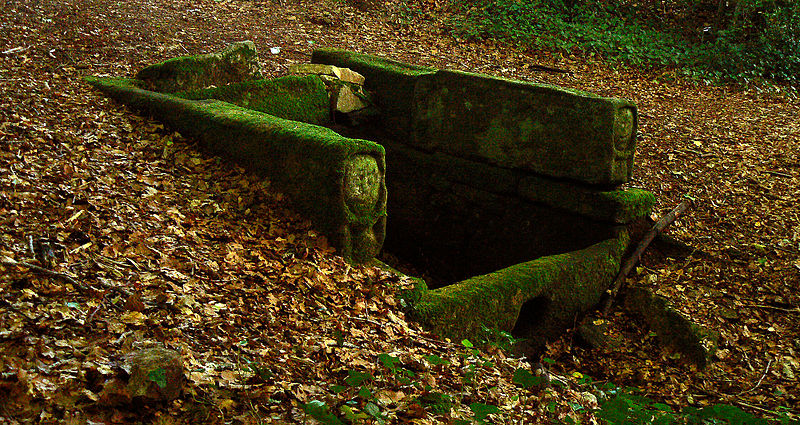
{"left": 289, "top": 63, "right": 365, "bottom": 85}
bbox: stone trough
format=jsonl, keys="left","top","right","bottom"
{"left": 87, "top": 42, "right": 655, "bottom": 348}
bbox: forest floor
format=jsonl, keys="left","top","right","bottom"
{"left": 1, "top": 0, "right": 798, "bottom": 423}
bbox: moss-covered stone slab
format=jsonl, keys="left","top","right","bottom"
{"left": 413, "top": 70, "right": 637, "bottom": 185}
{"left": 518, "top": 176, "right": 655, "bottom": 223}
{"left": 86, "top": 76, "right": 386, "bottom": 263}
{"left": 175, "top": 75, "right": 331, "bottom": 126}
{"left": 312, "top": 49, "right": 639, "bottom": 185}
{"left": 410, "top": 232, "right": 630, "bottom": 345}
{"left": 137, "top": 41, "right": 263, "bottom": 93}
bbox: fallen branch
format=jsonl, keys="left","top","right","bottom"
{"left": 85, "top": 293, "right": 107, "bottom": 324}
{"left": 2, "top": 255, "right": 86, "bottom": 290}
{"left": 736, "top": 359, "right": 772, "bottom": 395}
{"left": 601, "top": 199, "right": 692, "bottom": 315}
{"left": 762, "top": 170, "right": 792, "bottom": 178}
{"left": 742, "top": 304, "right": 800, "bottom": 314}
{"left": 692, "top": 384, "right": 798, "bottom": 418}
{"left": 1, "top": 255, "right": 133, "bottom": 297}
{"left": 530, "top": 64, "right": 572, "bottom": 74}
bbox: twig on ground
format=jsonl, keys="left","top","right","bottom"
{"left": 693, "top": 384, "right": 797, "bottom": 417}
{"left": 529, "top": 64, "right": 572, "bottom": 74}
{"left": 742, "top": 304, "right": 800, "bottom": 314}
{"left": 2, "top": 255, "right": 133, "bottom": 297}
{"left": 2, "top": 255, "right": 86, "bottom": 290}
{"left": 601, "top": 199, "right": 692, "bottom": 315}
{"left": 762, "top": 170, "right": 792, "bottom": 178}
{"left": 86, "top": 293, "right": 107, "bottom": 324}
{"left": 351, "top": 315, "right": 382, "bottom": 327}
{"left": 737, "top": 359, "right": 772, "bottom": 395}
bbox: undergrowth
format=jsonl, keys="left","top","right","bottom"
{"left": 299, "top": 328, "right": 799, "bottom": 424}
{"left": 445, "top": 0, "right": 800, "bottom": 87}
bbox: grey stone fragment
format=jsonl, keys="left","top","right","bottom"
{"left": 289, "top": 63, "right": 365, "bottom": 84}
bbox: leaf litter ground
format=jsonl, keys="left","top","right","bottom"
{"left": 0, "top": 0, "right": 798, "bottom": 423}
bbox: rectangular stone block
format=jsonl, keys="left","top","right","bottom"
{"left": 518, "top": 175, "right": 655, "bottom": 223}
{"left": 289, "top": 63, "right": 366, "bottom": 85}
{"left": 86, "top": 77, "right": 386, "bottom": 263}
{"left": 136, "top": 41, "right": 263, "bottom": 93}
{"left": 412, "top": 70, "right": 638, "bottom": 185}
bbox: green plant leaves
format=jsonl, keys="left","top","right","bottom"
{"left": 147, "top": 368, "right": 167, "bottom": 389}
{"left": 302, "top": 400, "right": 345, "bottom": 425}
{"left": 344, "top": 370, "right": 371, "bottom": 387}
{"left": 469, "top": 402, "right": 501, "bottom": 422}
{"left": 449, "top": 0, "right": 800, "bottom": 85}
{"left": 424, "top": 354, "right": 450, "bottom": 366}
{"left": 512, "top": 367, "right": 543, "bottom": 389}
{"left": 378, "top": 353, "right": 401, "bottom": 374}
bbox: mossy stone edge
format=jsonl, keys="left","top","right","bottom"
{"left": 136, "top": 40, "right": 263, "bottom": 93}
{"left": 410, "top": 231, "right": 631, "bottom": 344}
{"left": 312, "top": 48, "right": 638, "bottom": 186}
{"left": 175, "top": 75, "right": 332, "bottom": 126}
{"left": 86, "top": 76, "right": 386, "bottom": 263}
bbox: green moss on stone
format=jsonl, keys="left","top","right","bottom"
{"left": 625, "top": 287, "right": 718, "bottom": 368}
{"left": 86, "top": 76, "right": 385, "bottom": 263}
{"left": 175, "top": 76, "right": 331, "bottom": 125}
{"left": 412, "top": 70, "right": 638, "bottom": 185}
{"left": 410, "top": 231, "right": 630, "bottom": 342}
{"left": 136, "top": 41, "right": 263, "bottom": 93}
{"left": 518, "top": 176, "right": 655, "bottom": 223}
{"left": 366, "top": 258, "right": 430, "bottom": 310}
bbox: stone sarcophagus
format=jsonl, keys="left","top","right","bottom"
{"left": 88, "top": 43, "right": 654, "bottom": 348}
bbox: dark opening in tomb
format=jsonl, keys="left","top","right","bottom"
{"left": 332, "top": 123, "right": 620, "bottom": 286}
{"left": 511, "top": 295, "right": 552, "bottom": 338}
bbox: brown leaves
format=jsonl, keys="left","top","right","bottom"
{"left": 3, "top": 0, "right": 800, "bottom": 422}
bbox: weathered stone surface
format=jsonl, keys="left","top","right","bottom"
{"left": 176, "top": 75, "right": 331, "bottom": 125}
{"left": 343, "top": 155, "right": 381, "bottom": 215}
{"left": 97, "top": 378, "right": 132, "bottom": 406}
{"left": 311, "top": 48, "right": 436, "bottom": 135}
{"left": 86, "top": 76, "right": 387, "bottom": 263}
{"left": 334, "top": 84, "right": 370, "bottom": 113}
{"left": 518, "top": 175, "right": 655, "bottom": 223}
{"left": 411, "top": 232, "right": 629, "bottom": 345}
{"left": 625, "top": 287, "right": 718, "bottom": 368}
{"left": 137, "top": 41, "right": 263, "bottom": 93}
{"left": 312, "top": 49, "right": 639, "bottom": 185}
{"left": 125, "top": 347, "right": 184, "bottom": 401}
{"left": 412, "top": 70, "right": 637, "bottom": 185}
{"left": 289, "top": 63, "right": 365, "bottom": 84}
